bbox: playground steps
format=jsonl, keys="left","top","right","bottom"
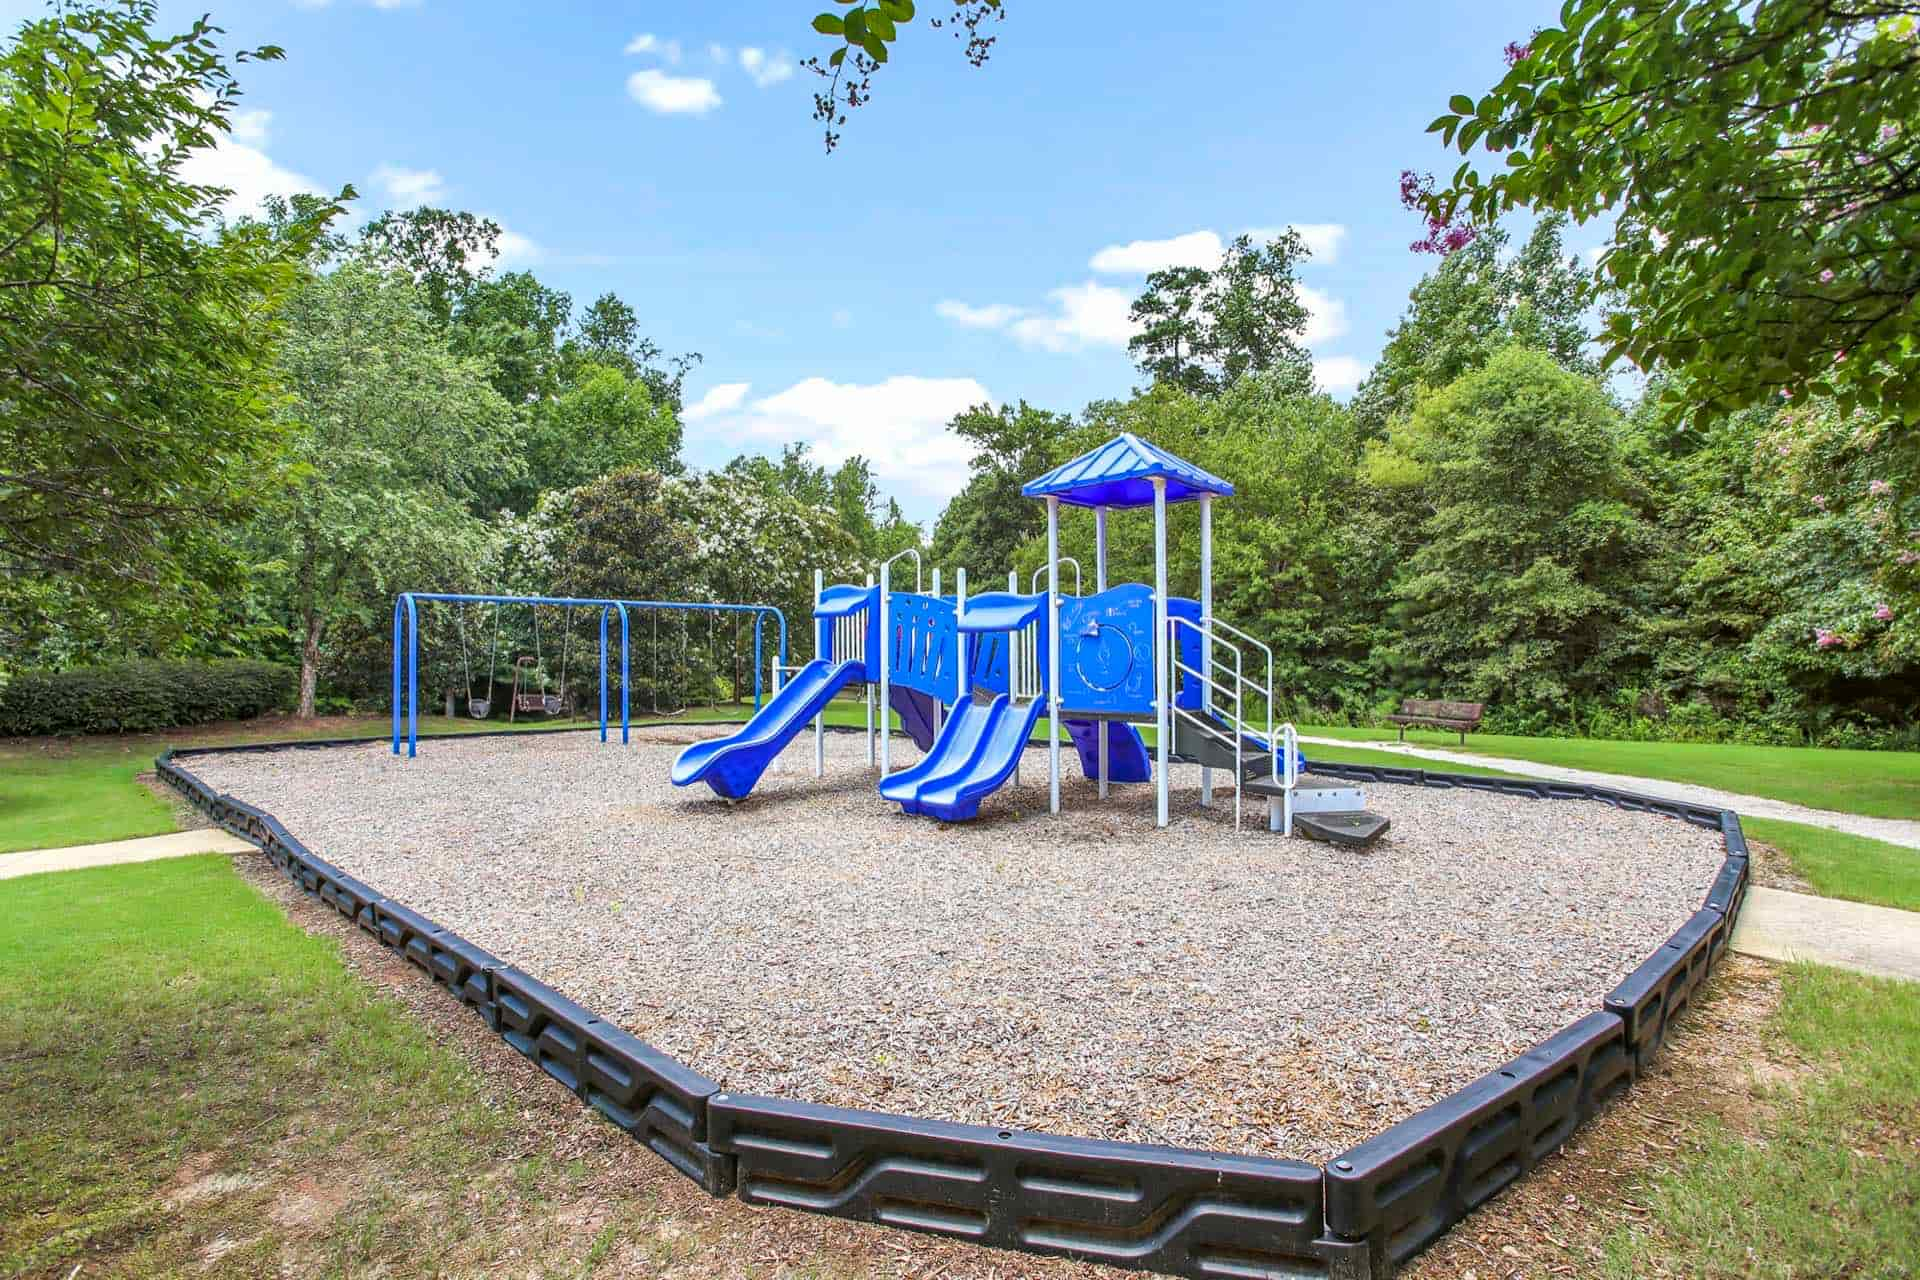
{"left": 1170, "top": 717, "right": 1389, "bottom": 846}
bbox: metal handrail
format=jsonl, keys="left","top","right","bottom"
{"left": 1030, "top": 557, "right": 1083, "bottom": 597}
{"left": 879, "top": 547, "right": 923, "bottom": 593}
{"left": 1168, "top": 613, "right": 1292, "bottom": 834}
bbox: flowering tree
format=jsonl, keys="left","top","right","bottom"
{"left": 1412, "top": 1, "right": 1919, "bottom": 427}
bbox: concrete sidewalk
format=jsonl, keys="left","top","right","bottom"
{"left": 1299, "top": 735, "right": 1920, "bottom": 850}
{"left": 1731, "top": 885, "right": 1920, "bottom": 982}
{"left": 0, "top": 829, "right": 254, "bottom": 881}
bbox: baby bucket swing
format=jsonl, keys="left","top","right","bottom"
{"left": 458, "top": 602, "right": 499, "bottom": 719}
{"left": 510, "top": 604, "right": 575, "bottom": 722}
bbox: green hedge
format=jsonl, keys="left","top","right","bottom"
{"left": 0, "top": 660, "right": 297, "bottom": 737}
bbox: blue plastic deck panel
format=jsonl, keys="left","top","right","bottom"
{"left": 884, "top": 592, "right": 960, "bottom": 704}
{"left": 670, "top": 659, "right": 862, "bottom": 799}
{"left": 881, "top": 694, "right": 1045, "bottom": 822}
{"left": 1020, "top": 432, "right": 1235, "bottom": 509}
{"left": 956, "top": 590, "right": 1047, "bottom": 633}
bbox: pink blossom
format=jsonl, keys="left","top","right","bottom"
{"left": 1781, "top": 388, "right": 1795, "bottom": 399}
{"left": 1815, "top": 627, "right": 1841, "bottom": 649}
{"left": 1876, "top": 604, "right": 1894, "bottom": 621}
{"left": 1820, "top": 269, "right": 1835, "bottom": 283}
{"left": 1812, "top": 494, "right": 1827, "bottom": 509}
{"left": 1901, "top": 551, "right": 1920, "bottom": 565}
{"left": 1885, "top": 124, "right": 1900, "bottom": 141}
{"left": 1777, "top": 444, "right": 1792, "bottom": 456}
{"left": 1870, "top": 479, "right": 1892, "bottom": 496}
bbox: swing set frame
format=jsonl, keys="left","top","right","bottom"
{"left": 390, "top": 592, "right": 788, "bottom": 758}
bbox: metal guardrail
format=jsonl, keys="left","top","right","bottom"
{"left": 1167, "top": 614, "right": 1297, "bottom": 833}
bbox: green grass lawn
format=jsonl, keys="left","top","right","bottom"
{"left": 0, "top": 738, "right": 175, "bottom": 854}
{"left": 1744, "top": 816, "right": 1920, "bottom": 914}
{"left": 0, "top": 856, "right": 587, "bottom": 1275}
{"left": 1306, "top": 724, "right": 1920, "bottom": 819}
{"left": 1605, "top": 963, "right": 1920, "bottom": 1277}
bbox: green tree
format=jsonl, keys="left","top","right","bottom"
{"left": 356, "top": 206, "right": 502, "bottom": 326}
{"left": 1364, "top": 347, "right": 1658, "bottom": 719}
{"left": 803, "top": 1, "right": 1005, "bottom": 150}
{"left": 0, "top": 1, "right": 344, "bottom": 644}
{"left": 1353, "top": 216, "right": 1597, "bottom": 432}
{"left": 512, "top": 364, "right": 682, "bottom": 510}
{"left": 929, "top": 401, "right": 1076, "bottom": 574}
{"left": 1418, "top": 0, "right": 1920, "bottom": 426}
{"left": 1127, "top": 232, "right": 1316, "bottom": 398}
{"left": 451, "top": 270, "right": 573, "bottom": 406}
{"left": 249, "top": 263, "right": 518, "bottom": 716}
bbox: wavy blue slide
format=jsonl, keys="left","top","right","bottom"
{"left": 670, "top": 659, "right": 862, "bottom": 800}
{"left": 1062, "top": 718, "right": 1151, "bottom": 783}
{"left": 879, "top": 694, "right": 1045, "bottom": 822}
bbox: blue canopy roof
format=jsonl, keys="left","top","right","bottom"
{"left": 1020, "top": 433, "right": 1234, "bottom": 508}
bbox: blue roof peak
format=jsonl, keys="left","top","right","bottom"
{"left": 1020, "top": 433, "right": 1235, "bottom": 508}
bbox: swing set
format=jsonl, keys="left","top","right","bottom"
{"left": 391, "top": 592, "right": 791, "bottom": 757}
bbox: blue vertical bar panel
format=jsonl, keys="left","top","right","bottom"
{"left": 599, "top": 606, "right": 610, "bottom": 743}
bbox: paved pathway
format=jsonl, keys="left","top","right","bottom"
{"left": 0, "top": 829, "right": 253, "bottom": 881}
{"left": 1299, "top": 735, "right": 1920, "bottom": 850}
{"left": 1731, "top": 886, "right": 1920, "bottom": 982}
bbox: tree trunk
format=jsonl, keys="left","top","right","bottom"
{"left": 298, "top": 614, "right": 324, "bottom": 719}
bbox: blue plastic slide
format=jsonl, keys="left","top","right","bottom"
{"left": 880, "top": 694, "right": 1045, "bottom": 822}
{"left": 670, "top": 659, "right": 862, "bottom": 800}
{"left": 1063, "top": 718, "right": 1151, "bottom": 783}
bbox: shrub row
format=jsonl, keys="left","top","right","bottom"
{"left": 0, "top": 659, "right": 297, "bottom": 736}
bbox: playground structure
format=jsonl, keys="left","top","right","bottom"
{"left": 388, "top": 592, "right": 788, "bottom": 757}
{"left": 672, "top": 434, "right": 1388, "bottom": 844}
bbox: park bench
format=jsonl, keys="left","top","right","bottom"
{"left": 1387, "top": 698, "right": 1485, "bottom": 745}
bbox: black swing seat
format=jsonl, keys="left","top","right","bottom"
{"left": 468, "top": 698, "right": 491, "bottom": 719}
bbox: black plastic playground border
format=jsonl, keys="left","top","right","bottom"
{"left": 157, "top": 732, "right": 1752, "bottom": 1280}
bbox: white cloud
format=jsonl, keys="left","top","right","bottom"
{"left": 738, "top": 46, "right": 795, "bottom": 88}
{"left": 707, "top": 43, "right": 731, "bottom": 63}
{"left": 684, "top": 382, "right": 751, "bottom": 422}
{"left": 1263, "top": 221, "right": 1347, "bottom": 263}
{"left": 625, "top": 33, "right": 683, "bottom": 61}
{"left": 1584, "top": 245, "right": 1608, "bottom": 266}
{"left": 492, "top": 226, "right": 541, "bottom": 266}
{"left": 371, "top": 163, "right": 446, "bottom": 205}
{"left": 1313, "top": 355, "right": 1369, "bottom": 394}
{"left": 701, "top": 375, "right": 991, "bottom": 507}
{"left": 1299, "top": 285, "right": 1349, "bottom": 345}
{"left": 627, "top": 69, "right": 722, "bottom": 115}
{"left": 939, "top": 281, "right": 1138, "bottom": 353}
{"left": 176, "top": 109, "right": 322, "bottom": 216}
{"left": 935, "top": 300, "right": 1027, "bottom": 330}
{"left": 1012, "top": 281, "right": 1136, "bottom": 351}
{"left": 1089, "top": 230, "right": 1223, "bottom": 275}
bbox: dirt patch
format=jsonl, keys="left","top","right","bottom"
{"left": 267, "top": 1175, "right": 351, "bottom": 1231}
{"left": 1747, "top": 837, "right": 1817, "bottom": 894}
{"left": 141, "top": 769, "right": 214, "bottom": 831}
{"left": 1404, "top": 955, "right": 1787, "bottom": 1279}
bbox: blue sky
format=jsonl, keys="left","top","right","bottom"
{"left": 13, "top": 0, "right": 1584, "bottom": 524}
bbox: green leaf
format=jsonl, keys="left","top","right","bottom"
{"left": 843, "top": 8, "right": 867, "bottom": 42}
{"left": 866, "top": 8, "right": 897, "bottom": 40}
{"left": 880, "top": 0, "right": 916, "bottom": 18}
{"left": 829, "top": 46, "right": 846, "bottom": 66}
{"left": 812, "top": 13, "right": 845, "bottom": 35}
{"left": 1426, "top": 114, "right": 1456, "bottom": 134}
{"left": 863, "top": 34, "right": 889, "bottom": 62}
{"left": 1449, "top": 94, "right": 1475, "bottom": 115}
